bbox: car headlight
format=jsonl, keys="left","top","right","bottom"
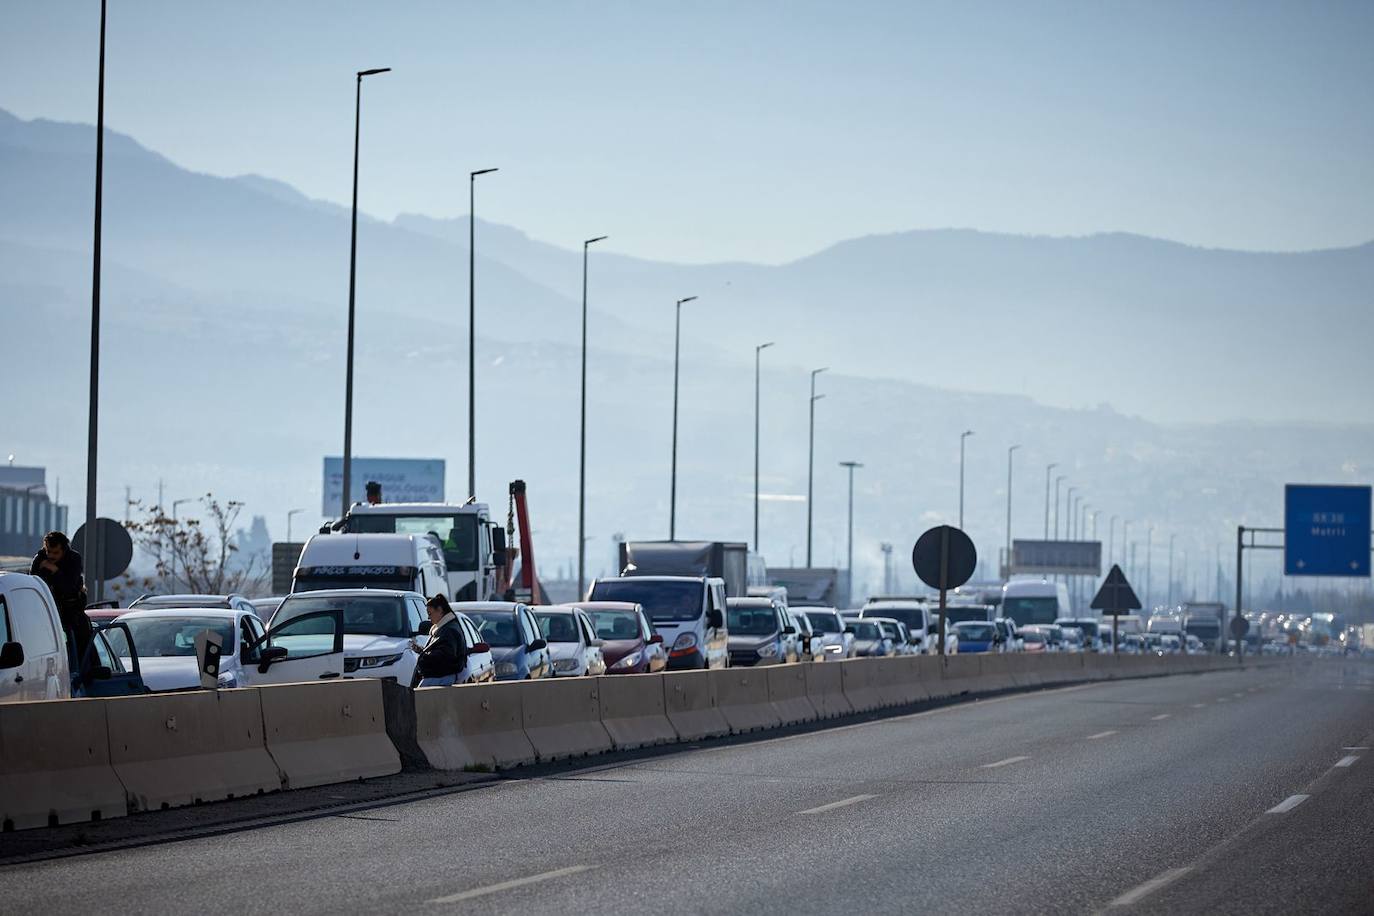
{"left": 495, "top": 662, "right": 517, "bottom": 675}
{"left": 611, "top": 650, "right": 643, "bottom": 670}
{"left": 671, "top": 632, "right": 698, "bottom": 652}
{"left": 757, "top": 642, "right": 779, "bottom": 658}
{"left": 216, "top": 671, "right": 238, "bottom": 688}
{"left": 553, "top": 658, "right": 580, "bottom": 672}
{"left": 356, "top": 653, "right": 404, "bottom": 670}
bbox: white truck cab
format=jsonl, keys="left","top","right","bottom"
{"left": 292, "top": 533, "right": 449, "bottom": 599}
{"left": 337, "top": 502, "right": 501, "bottom": 600}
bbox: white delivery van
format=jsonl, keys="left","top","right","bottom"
{"left": 292, "top": 533, "right": 449, "bottom": 599}
{"left": 0, "top": 572, "right": 70, "bottom": 702}
{"left": 338, "top": 502, "right": 501, "bottom": 600}
{"left": 1000, "top": 578, "right": 1072, "bottom": 629}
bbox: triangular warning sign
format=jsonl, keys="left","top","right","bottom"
{"left": 1091, "top": 564, "right": 1141, "bottom": 613}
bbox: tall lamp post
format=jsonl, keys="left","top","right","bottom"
{"left": 1043, "top": 463, "right": 1057, "bottom": 538}
{"left": 1065, "top": 487, "right": 1077, "bottom": 540}
{"left": 85, "top": 0, "right": 108, "bottom": 600}
{"left": 958, "top": 430, "right": 974, "bottom": 528}
{"left": 668, "top": 296, "right": 697, "bottom": 540}
{"left": 753, "top": 342, "right": 775, "bottom": 552}
{"left": 1054, "top": 476, "right": 1066, "bottom": 538}
{"left": 1109, "top": 516, "right": 1118, "bottom": 567}
{"left": 1167, "top": 533, "right": 1177, "bottom": 609}
{"left": 1005, "top": 445, "right": 1020, "bottom": 576}
{"left": 340, "top": 65, "right": 391, "bottom": 518}
{"left": 839, "top": 461, "right": 862, "bottom": 606}
{"left": 806, "top": 367, "right": 828, "bottom": 566}
{"left": 1145, "top": 525, "right": 1154, "bottom": 611}
{"left": 286, "top": 508, "right": 304, "bottom": 544}
{"left": 577, "top": 235, "right": 607, "bottom": 597}
{"left": 467, "top": 166, "right": 498, "bottom": 500}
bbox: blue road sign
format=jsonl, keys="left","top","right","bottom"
{"left": 1284, "top": 484, "right": 1371, "bottom": 577}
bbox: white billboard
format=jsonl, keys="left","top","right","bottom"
{"left": 322, "top": 457, "right": 446, "bottom": 516}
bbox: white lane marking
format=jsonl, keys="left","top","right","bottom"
{"left": 981, "top": 755, "right": 1031, "bottom": 769}
{"left": 1108, "top": 867, "right": 1192, "bottom": 906}
{"left": 1334, "top": 755, "right": 1360, "bottom": 768}
{"left": 1151, "top": 713, "right": 1172, "bottom": 721}
{"left": 1190, "top": 703, "right": 1206, "bottom": 708}
{"left": 1266, "top": 794, "right": 1310, "bottom": 814}
{"left": 1232, "top": 692, "right": 1245, "bottom": 699}
{"left": 428, "top": 865, "right": 593, "bottom": 903}
{"left": 1087, "top": 730, "right": 1118, "bottom": 740}
{"left": 1216, "top": 697, "right": 1229, "bottom": 703}
{"left": 1342, "top": 746, "right": 1370, "bottom": 751}
{"left": 799, "top": 794, "right": 877, "bottom": 815}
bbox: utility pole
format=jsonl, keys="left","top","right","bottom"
{"left": 577, "top": 235, "right": 607, "bottom": 597}
{"left": 668, "top": 295, "right": 697, "bottom": 540}
{"left": 839, "top": 461, "right": 862, "bottom": 606}
{"left": 467, "top": 166, "right": 498, "bottom": 500}
{"left": 85, "top": 0, "right": 107, "bottom": 601}
{"left": 1005, "top": 445, "right": 1020, "bottom": 577}
{"left": 1054, "top": 476, "right": 1066, "bottom": 538}
{"left": 753, "top": 342, "right": 775, "bottom": 552}
{"left": 1044, "top": 463, "right": 1057, "bottom": 538}
{"left": 958, "top": 430, "right": 974, "bottom": 529}
{"left": 805, "top": 367, "right": 827, "bottom": 566}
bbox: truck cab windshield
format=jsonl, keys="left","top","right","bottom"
{"left": 589, "top": 579, "right": 703, "bottom": 623}
{"left": 350, "top": 513, "right": 479, "bottom": 570}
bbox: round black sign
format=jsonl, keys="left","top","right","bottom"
{"left": 1229, "top": 616, "right": 1250, "bottom": 640}
{"left": 911, "top": 525, "right": 977, "bottom": 591}
{"left": 72, "top": 517, "right": 135, "bottom": 581}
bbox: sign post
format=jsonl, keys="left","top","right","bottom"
{"left": 1091, "top": 564, "right": 1141, "bottom": 655}
{"left": 912, "top": 525, "right": 977, "bottom": 658}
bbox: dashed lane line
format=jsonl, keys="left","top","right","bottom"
{"left": 981, "top": 755, "right": 1031, "bottom": 769}
{"left": 428, "top": 865, "right": 595, "bottom": 904}
{"left": 1107, "top": 867, "right": 1192, "bottom": 906}
{"left": 1265, "top": 795, "right": 1310, "bottom": 815}
{"left": 1087, "top": 730, "right": 1118, "bottom": 740}
{"left": 1333, "top": 755, "right": 1360, "bottom": 769}
{"left": 799, "top": 794, "right": 878, "bottom": 815}
{"left": 1150, "top": 714, "right": 1171, "bottom": 721}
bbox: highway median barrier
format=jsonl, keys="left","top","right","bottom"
{"left": 0, "top": 697, "right": 127, "bottom": 831}
{"left": 662, "top": 670, "right": 729, "bottom": 740}
{"left": 804, "top": 661, "right": 853, "bottom": 718}
{"left": 259, "top": 680, "right": 400, "bottom": 789}
{"left": 106, "top": 689, "right": 280, "bottom": 812}
{"left": 519, "top": 678, "right": 612, "bottom": 761}
{"left": 598, "top": 674, "right": 677, "bottom": 750}
{"left": 840, "top": 658, "right": 886, "bottom": 712}
{"left": 975, "top": 654, "right": 1017, "bottom": 692}
{"left": 414, "top": 681, "right": 535, "bottom": 771}
{"left": 713, "top": 667, "right": 782, "bottom": 733}
{"left": 766, "top": 664, "right": 817, "bottom": 726}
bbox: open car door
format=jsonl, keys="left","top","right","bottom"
{"left": 243, "top": 609, "right": 345, "bottom": 686}
{"left": 77, "top": 622, "right": 147, "bottom": 697}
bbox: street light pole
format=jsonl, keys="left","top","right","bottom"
{"left": 958, "top": 430, "right": 974, "bottom": 529}
{"left": 669, "top": 296, "right": 697, "bottom": 540}
{"left": 1145, "top": 525, "right": 1154, "bottom": 612}
{"left": 171, "top": 498, "right": 191, "bottom": 591}
{"left": 1054, "top": 476, "right": 1066, "bottom": 538}
{"left": 340, "top": 66, "right": 390, "bottom": 519}
{"left": 577, "top": 235, "right": 607, "bottom": 597}
{"left": 839, "top": 461, "right": 862, "bottom": 606}
{"left": 753, "top": 342, "right": 775, "bottom": 552}
{"left": 1044, "top": 463, "right": 1057, "bottom": 539}
{"left": 1167, "top": 533, "right": 1177, "bottom": 609}
{"left": 1109, "top": 516, "right": 1118, "bottom": 567}
{"left": 467, "top": 167, "right": 498, "bottom": 501}
{"left": 1006, "top": 445, "right": 1020, "bottom": 576}
{"left": 1066, "top": 488, "right": 1077, "bottom": 540}
{"left": 85, "top": 0, "right": 107, "bottom": 601}
{"left": 286, "top": 508, "right": 304, "bottom": 544}
{"left": 806, "top": 368, "right": 828, "bottom": 566}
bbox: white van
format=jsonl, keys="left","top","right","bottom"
{"left": 0, "top": 573, "right": 70, "bottom": 702}
{"left": 861, "top": 597, "right": 936, "bottom": 654}
{"left": 1000, "top": 578, "right": 1072, "bottom": 629}
{"left": 292, "top": 533, "right": 449, "bottom": 599}
{"left": 338, "top": 502, "right": 500, "bottom": 600}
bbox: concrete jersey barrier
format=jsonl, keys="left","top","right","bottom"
{"left": 106, "top": 689, "right": 280, "bottom": 811}
{"left": 414, "top": 681, "right": 536, "bottom": 771}
{"left": 0, "top": 697, "right": 127, "bottom": 830}
{"left": 259, "top": 680, "right": 400, "bottom": 789}
{"left": 598, "top": 674, "right": 677, "bottom": 750}
{"left": 519, "top": 678, "right": 612, "bottom": 760}
{"left": 712, "top": 668, "right": 782, "bottom": 733}
{"left": 765, "top": 664, "right": 817, "bottom": 726}
{"left": 662, "top": 670, "right": 729, "bottom": 740}
{"left": 803, "top": 661, "right": 853, "bottom": 719}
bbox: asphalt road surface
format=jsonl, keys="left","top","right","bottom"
{"left": 4, "top": 662, "right": 1371, "bottom": 915}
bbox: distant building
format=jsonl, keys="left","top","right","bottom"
{"left": 0, "top": 465, "right": 68, "bottom": 558}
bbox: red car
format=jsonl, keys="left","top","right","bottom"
{"left": 575, "top": 601, "right": 667, "bottom": 674}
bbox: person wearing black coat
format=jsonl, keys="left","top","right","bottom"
{"left": 412, "top": 594, "right": 467, "bottom": 687}
{"left": 30, "top": 531, "right": 92, "bottom": 665}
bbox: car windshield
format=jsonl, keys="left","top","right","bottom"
{"left": 589, "top": 579, "right": 702, "bottom": 623}
{"left": 805, "top": 611, "right": 844, "bottom": 634}
{"left": 588, "top": 609, "right": 642, "bottom": 641}
{"left": 944, "top": 607, "right": 989, "bottom": 625}
{"left": 851, "top": 621, "right": 881, "bottom": 640}
{"left": 121, "top": 616, "right": 236, "bottom": 657}
{"left": 1002, "top": 596, "right": 1060, "bottom": 626}
{"left": 469, "top": 611, "right": 525, "bottom": 647}
{"left": 535, "top": 612, "right": 580, "bottom": 643}
{"left": 274, "top": 594, "right": 409, "bottom": 637}
{"left": 1021, "top": 629, "right": 1046, "bottom": 644}
{"left": 876, "top": 621, "right": 901, "bottom": 640}
{"left": 350, "top": 513, "right": 479, "bottom": 570}
{"left": 727, "top": 605, "right": 779, "bottom": 636}
{"left": 865, "top": 606, "right": 927, "bottom": 632}
{"left": 956, "top": 623, "right": 996, "bottom": 641}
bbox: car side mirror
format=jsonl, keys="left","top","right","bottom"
{"left": 471, "top": 641, "right": 491, "bottom": 654}
{"left": 648, "top": 633, "right": 663, "bottom": 645}
{"left": 0, "top": 641, "right": 23, "bottom": 670}
{"left": 708, "top": 609, "right": 724, "bottom": 629}
{"left": 782, "top": 626, "right": 796, "bottom": 635}
{"left": 527, "top": 638, "right": 548, "bottom": 652}
{"left": 258, "top": 645, "right": 289, "bottom": 673}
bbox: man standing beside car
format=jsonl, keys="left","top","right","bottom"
{"left": 411, "top": 594, "right": 467, "bottom": 687}
{"left": 29, "top": 531, "right": 92, "bottom": 664}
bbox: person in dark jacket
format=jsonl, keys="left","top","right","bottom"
{"left": 411, "top": 594, "right": 467, "bottom": 687}
{"left": 29, "top": 531, "right": 92, "bottom": 665}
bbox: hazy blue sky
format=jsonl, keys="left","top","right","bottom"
{"left": 3, "top": 0, "right": 1372, "bottom": 264}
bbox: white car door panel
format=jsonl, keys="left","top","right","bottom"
{"left": 243, "top": 609, "right": 346, "bottom": 686}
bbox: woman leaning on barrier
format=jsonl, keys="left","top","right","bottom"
{"left": 411, "top": 594, "right": 467, "bottom": 687}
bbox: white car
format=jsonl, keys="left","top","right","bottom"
{"left": 0, "top": 572, "right": 71, "bottom": 701}
{"left": 116, "top": 607, "right": 267, "bottom": 690}
{"left": 533, "top": 605, "right": 606, "bottom": 677}
{"left": 800, "top": 607, "right": 854, "bottom": 659}
{"left": 270, "top": 589, "right": 431, "bottom": 685}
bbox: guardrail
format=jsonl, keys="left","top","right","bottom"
{"left": 0, "top": 653, "right": 1261, "bottom": 831}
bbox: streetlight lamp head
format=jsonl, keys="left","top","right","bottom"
{"left": 471, "top": 167, "right": 499, "bottom": 178}
{"left": 839, "top": 460, "right": 863, "bottom": 469}
{"left": 584, "top": 235, "right": 608, "bottom": 246}
{"left": 357, "top": 67, "right": 391, "bottom": 77}
{"left": 963, "top": 429, "right": 975, "bottom": 438}
{"left": 813, "top": 367, "right": 829, "bottom": 376}
{"left": 758, "top": 341, "right": 775, "bottom": 351}
{"left": 812, "top": 393, "right": 826, "bottom": 403}
{"left": 677, "top": 295, "right": 697, "bottom": 306}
